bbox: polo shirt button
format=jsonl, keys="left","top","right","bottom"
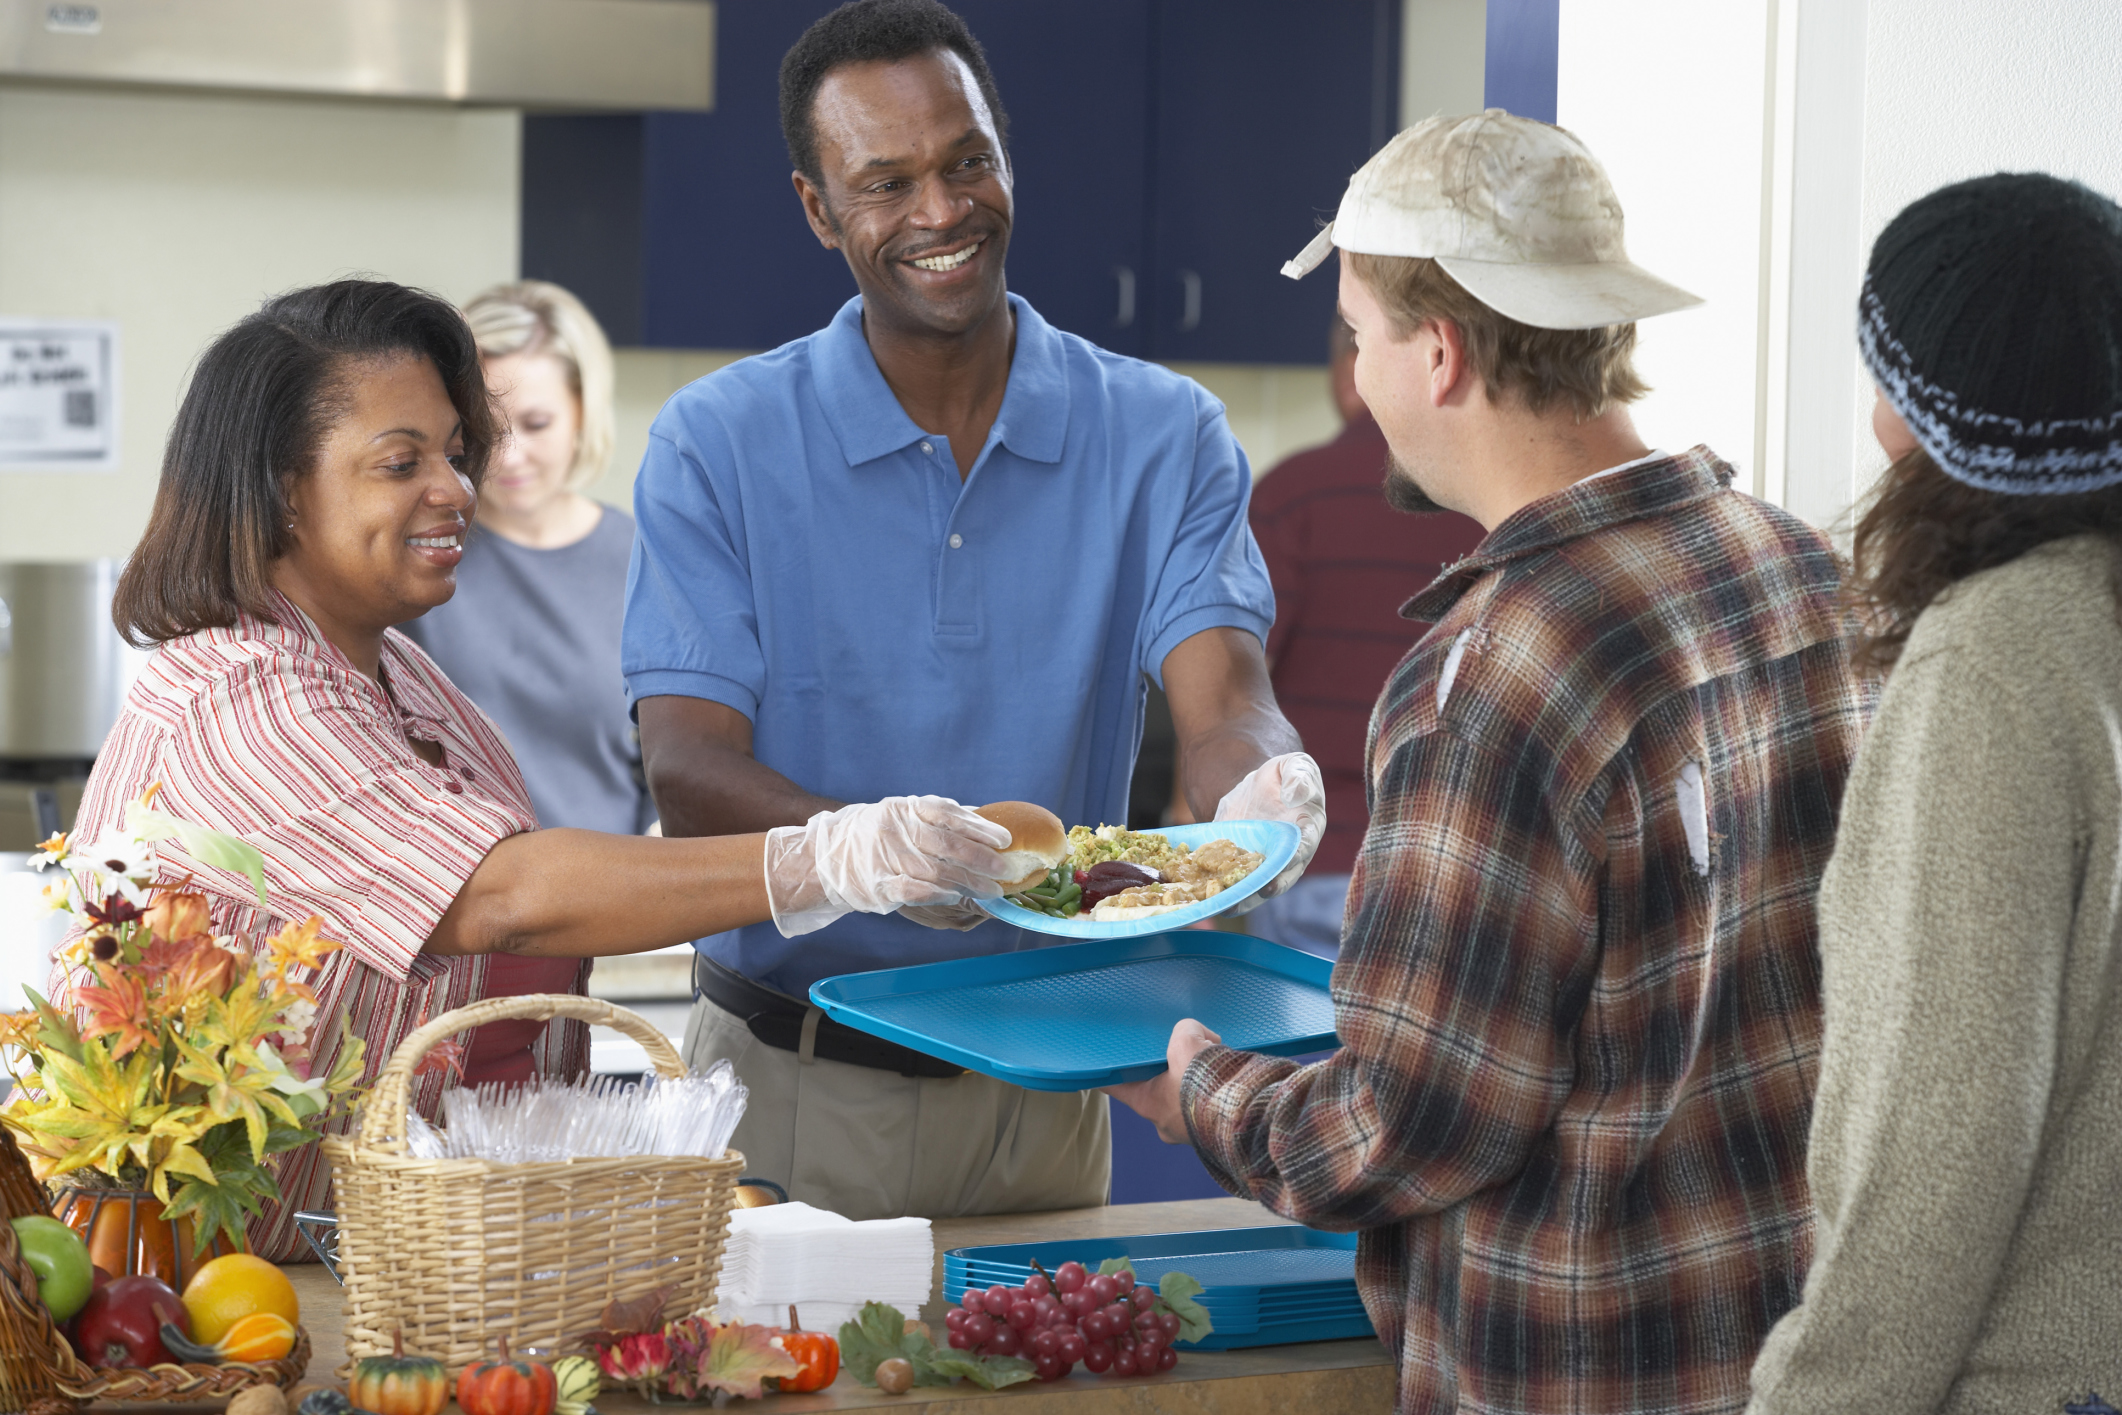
{"left": 460, "top": 767, "right": 477, "bottom": 782}
{"left": 948, "top": 533, "right": 963, "bottom": 549}
{"left": 920, "top": 441, "right": 935, "bottom": 455}
{"left": 443, "top": 777, "right": 464, "bottom": 795}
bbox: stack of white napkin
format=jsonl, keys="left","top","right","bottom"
{"left": 714, "top": 1201, "right": 934, "bottom": 1331}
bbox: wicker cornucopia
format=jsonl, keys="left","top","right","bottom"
{"left": 324, "top": 994, "right": 743, "bottom": 1373}
{"left": 0, "top": 1126, "right": 310, "bottom": 1413}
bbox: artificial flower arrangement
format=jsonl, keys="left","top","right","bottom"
{"left": 0, "top": 784, "right": 365, "bottom": 1253}
{"left": 577, "top": 1288, "right": 805, "bottom": 1403}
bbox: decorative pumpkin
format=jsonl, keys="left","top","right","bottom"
{"left": 351, "top": 1329, "right": 451, "bottom": 1415}
{"left": 779, "top": 1305, "right": 839, "bottom": 1394}
{"left": 456, "top": 1338, "right": 558, "bottom": 1415}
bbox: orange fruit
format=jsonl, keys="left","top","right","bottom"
{"left": 181, "top": 1253, "right": 300, "bottom": 1347}
{"left": 216, "top": 1311, "right": 297, "bottom": 1363}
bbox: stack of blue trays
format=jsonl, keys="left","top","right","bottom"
{"left": 941, "top": 1227, "right": 1372, "bottom": 1350}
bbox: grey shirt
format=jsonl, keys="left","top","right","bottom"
{"left": 400, "top": 507, "right": 653, "bottom": 835}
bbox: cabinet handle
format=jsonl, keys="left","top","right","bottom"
{"left": 30, "top": 789, "right": 60, "bottom": 843}
{"left": 1113, "top": 265, "right": 1136, "bottom": 328}
{"left": 1177, "top": 269, "right": 1202, "bottom": 333}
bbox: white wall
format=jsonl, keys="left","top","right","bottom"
{"left": 1557, "top": 1, "right": 1775, "bottom": 495}
{"left": 1403, "top": 0, "right": 1487, "bottom": 124}
{"left": 0, "top": 84, "right": 519, "bottom": 562}
{"left": 1555, "top": 0, "right": 2122, "bottom": 537}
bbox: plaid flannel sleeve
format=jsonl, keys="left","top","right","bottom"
{"left": 1181, "top": 718, "right": 1601, "bottom": 1229}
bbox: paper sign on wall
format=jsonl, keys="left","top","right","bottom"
{"left": 0, "top": 320, "right": 119, "bottom": 470}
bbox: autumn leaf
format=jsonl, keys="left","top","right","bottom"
{"left": 837, "top": 1301, "right": 1030, "bottom": 1391}
{"left": 148, "top": 1134, "right": 220, "bottom": 1202}
{"left": 28, "top": 1042, "right": 172, "bottom": 1176}
{"left": 321, "top": 1026, "right": 367, "bottom": 1094}
{"left": 572, "top": 1285, "right": 674, "bottom": 1349}
{"left": 75, "top": 965, "right": 156, "bottom": 1058}
{"left": 694, "top": 1323, "right": 801, "bottom": 1401}
{"left": 16, "top": 988, "right": 82, "bottom": 1064}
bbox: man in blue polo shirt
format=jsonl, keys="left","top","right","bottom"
{"left": 622, "top": 0, "right": 1324, "bottom": 1221}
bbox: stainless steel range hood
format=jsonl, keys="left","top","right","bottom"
{"left": 0, "top": 0, "right": 714, "bottom": 110}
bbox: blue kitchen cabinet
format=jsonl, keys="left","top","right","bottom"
{"left": 961, "top": 0, "right": 1156, "bottom": 358}
{"left": 1144, "top": 0, "right": 1400, "bottom": 364}
{"left": 523, "top": 0, "right": 1394, "bottom": 362}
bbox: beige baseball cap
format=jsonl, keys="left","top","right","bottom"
{"left": 1284, "top": 109, "right": 1702, "bottom": 331}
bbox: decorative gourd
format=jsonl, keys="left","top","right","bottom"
{"left": 158, "top": 1312, "right": 297, "bottom": 1365}
{"left": 779, "top": 1306, "right": 839, "bottom": 1394}
{"left": 456, "top": 1338, "right": 558, "bottom": 1415}
{"left": 350, "top": 1329, "right": 451, "bottom": 1415}
{"left": 549, "top": 1355, "right": 600, "bottom": 1415}
{"left": 296, "top": 1389, "right": 354, "bottom": 1415}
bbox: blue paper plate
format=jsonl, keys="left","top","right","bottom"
{"left": 808, "top": 932, "right": 1336, "bottom": 1091}
{"left": 978, "top": 819, "right": 1300, "bottom": 938}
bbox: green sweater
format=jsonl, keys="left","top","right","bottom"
{"left": 1749, "top": 535, "right": 2122, "bottom": 1415}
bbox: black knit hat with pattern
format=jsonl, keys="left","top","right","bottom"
{"left": 1859, "top": 172, "right": 2122, "bottom": 495}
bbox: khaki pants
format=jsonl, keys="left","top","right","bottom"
{"left": 683, "top": 996, "right": 1111, "bottom": 1221}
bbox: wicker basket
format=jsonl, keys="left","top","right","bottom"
{"left": 0, "top": 1126, "right": 311, "bottom": 1414}
{"left": 323, "top": 994, "right": 743, "bottom": 1374}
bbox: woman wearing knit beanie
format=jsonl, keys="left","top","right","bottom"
{"left": 1748, "top": 173, "right": 2122, "bottom": 1414}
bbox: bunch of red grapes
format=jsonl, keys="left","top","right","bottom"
{"left": 943, "top": 1260, "right": 1184, "bottom": 1382}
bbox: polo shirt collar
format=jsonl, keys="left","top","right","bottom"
{"left": 814, "top": 292, "right": 1070, "bottom": 468}
{"left": 1402, "top": 445, "right": 1735, "bottom": 621}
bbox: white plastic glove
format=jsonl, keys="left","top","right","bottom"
{"left": 1213, "top": 751, "right": 1326, "bottom": 911}
{"left": 896, "top": 900, "right": 994, "bottom": 932}
{"left": 764, "top": 796, "right": 1012, "bottom": 938}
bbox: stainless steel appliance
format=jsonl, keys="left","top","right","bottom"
{"left": 0, "top": 0, "right": 714, "bottom": 111}
{"left": 0, "top": 561, "right": 150, "bottom": 850}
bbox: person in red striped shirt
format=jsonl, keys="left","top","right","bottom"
{"left": 60, "top": 280, "right": 1009, "bottom": 1259}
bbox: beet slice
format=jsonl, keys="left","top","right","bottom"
{"left": 1080, "top": 860, "right": 1161, "bottom": 909}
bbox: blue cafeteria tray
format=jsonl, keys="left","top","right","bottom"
{"left": 978, "top": 820, "right": 1300, "bottom": 938}
{"left": 941, "top": 1227, "right": 1372, "bottom": 1349}
{"left": 808, "top": 933, "right": 1336, "bottom": 1091}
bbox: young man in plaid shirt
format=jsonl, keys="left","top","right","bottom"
{"left": 1112, "top": 111, "right": 1874, "bottom": 1414}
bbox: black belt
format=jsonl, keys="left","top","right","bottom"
{"left": 693, "top": 956, "right": 964, "bottom": 1079}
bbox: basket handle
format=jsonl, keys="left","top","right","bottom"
{"left": 358, "top": 992, "right": 686, "bottom": 1150}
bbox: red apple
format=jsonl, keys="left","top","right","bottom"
{"left": 72, "top": 1275, "right": 188, "bottom": 1368}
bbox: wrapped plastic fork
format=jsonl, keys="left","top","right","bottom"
{"left": 421, "top": 1065, "right": 748, "bottom": 1163}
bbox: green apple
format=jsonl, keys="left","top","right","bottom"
{"left": 11, "top": 1215, "right": 94, "bottom": 1322}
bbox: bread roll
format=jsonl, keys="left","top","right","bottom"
{"left": 976, "top": 801, "right": 1069, "bottom": 892}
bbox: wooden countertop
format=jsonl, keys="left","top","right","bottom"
{"left": 286, "top": 1198, "right": 1390, "bottom": 1414}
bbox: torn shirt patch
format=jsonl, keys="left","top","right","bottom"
{"left": 1437, "top": 629, "right": 1473, "bottom": 716}
{"left": 1677, "top": 759, "right": 1710, "bottom": 875}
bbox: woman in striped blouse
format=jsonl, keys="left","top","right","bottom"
{"left": 63, "top": 280, "right": 1011, "bottom": 1259}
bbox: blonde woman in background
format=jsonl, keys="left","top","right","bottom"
{"left": 400, "top": 280, "right": 651, "bottom": 837}
{"left": 398, "top": 281, "right": 649, "bottom": 1053}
